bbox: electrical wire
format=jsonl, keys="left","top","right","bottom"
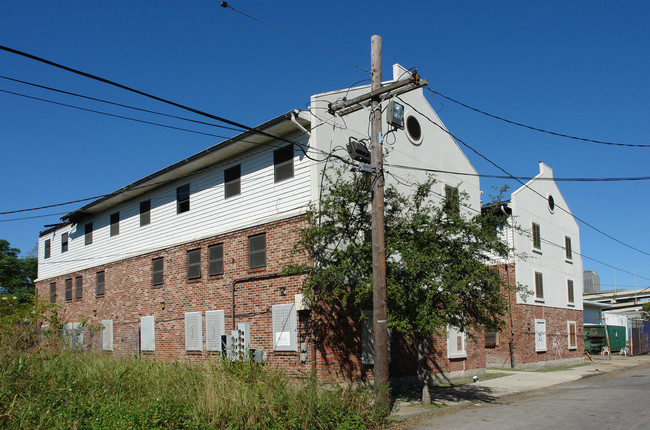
{"left": 0, "top": 75, "right": 246, "bottom": 132}
{"left": 395, "top": 95, "right": 650, "bottom": 258}
{"left": 427, "top": 88, "right": 650, "bottom": 148}
{"left": 0, "top": 88, "right": 236, "bottom": 139}
{"left": 219, "top": 2, "right": 370, "bottom": 74}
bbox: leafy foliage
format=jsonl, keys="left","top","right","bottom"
{"left": 0, "top": 240, "right": 37, "bottom": 303}
{"left": 288, "top": 169, "right": 512, "bottom": 341}
{"left": 642, "top": 302, "right": 650, "bottom": 321}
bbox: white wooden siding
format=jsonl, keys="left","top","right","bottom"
{"left": 37, "top": 136, "right": 311, "bottom": 280}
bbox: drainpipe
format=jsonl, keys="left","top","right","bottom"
{"left": 289, "top": 110, "right": 311, "bottom": 137}
{"left": 230, "top": 272, "right": 286, "bottom": 330}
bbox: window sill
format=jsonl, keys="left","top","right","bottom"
{"left": 535, "top": 299, "right": 545, "bottom": 304}
{"left": 187, "top": 278, "right": 202, "bottom": 284}
{"left": 152, "top": 284, "right": 164, "bottom": 289}
{"left": 448, "top": 353, "right": 467, "bottom": 360}
{"left": 568, "top": 347, "right": 577, "bottom": 350}
{"left": 565, "top": 259, "right": 573, "bottom": 264}
{"left": 532, "top": 248, "right": 542, "bottom": 255}
{"left": 568, "top": 303, "right": 575, "bottom": 308}
{"left": 248, "top": 267, "right": 267, "bottom": 274}
{"left": 95, "top": 294, "right": 105, "bottom": 299}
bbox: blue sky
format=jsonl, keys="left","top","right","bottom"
{"left": 1, "top": 1, "right": 648, "bottom": 292}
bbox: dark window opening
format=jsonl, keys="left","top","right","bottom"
{"left": 96, "top": 271, "right": 105, "bottom": 296}
{"left": 177, "top": 184, "right": 190, "bottom": 214}
{"left": 152, "top": 257, "right": 164, "bottom": 286}
{"left": 532, "top": 223, "right": 541, "bottom": 250}
{"left": 224, "top": 164, "right": 241, "bottom": 198}
{"left": 65, "top": 279, "right": 72, "bottom": 302}
{"left": 406, "top": 116, "right": 422, "bottom": 141}
{"left": 75, "top": 276, "right": 83, "bottom": 300}
{"left": 140, "top": 200, "right": 151, "bottom": 226}
{"left": 49, "top": 282, "right": 56, "bottom": 304}
{"left": 61, "top": 232, "right": 68, "bottom": 253}
{"left": 110, "top": 212, "right": 120, "bottom": 237}
{"left": 568, "top": 280, "right": 575, "bottom": 303}
{"left": 274, "top": 145, "right": 294, "bottom": 183}
{"left": 209, "top": 244, "right": 224, "bottom": 276}
{"left": 444, "top": 185, "right": 460, "bottom": 218}
{"left": 85, "top": 223, "right": 93, "bottom": 246}
{"left": 44, "top": 239, "right": 51, "bottom": 259}
{"left": 548, "top": 195, "right": 555, "bottom": 212}
{"left": 249, "top": 233, "right": 267, "bottom": 269}
{"left": 535, "top": 272, "right": 544, "bottom": 299}
{"left": 565, "top": 236, "right": 572, "bottom": 260}
{"left": 187, "top": 249, "right": 201, "bottom": 280}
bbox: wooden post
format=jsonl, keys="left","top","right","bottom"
{"left": 370, "top": 34, "right": 389, "bottom": 409}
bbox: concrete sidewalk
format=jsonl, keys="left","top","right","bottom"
{"left": 390, "top": 354, "right": 650, "bottom": 420}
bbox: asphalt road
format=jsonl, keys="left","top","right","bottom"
{"left": 406, "top": 363, "right": 650, "bottom": 429}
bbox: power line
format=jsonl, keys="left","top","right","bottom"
{"left": 219, "top": 2, "right": 370, "bottom": 74}
{"left": 0, "top": 88, "right": 236, "bottom": 139}
{"left": 428, "top": 88, "right": 650, "bottom": 148}
{"left": 0, "top": 44, "right": 353, "bottom": 169}
{"left": 0, "top": 75, "right": 246, "bottom": 133}
{"left": 385, "top": 163, "right": 650, "bottom": 182}
{"left": 396, "top": 95, "right": 650, "bottom": 258}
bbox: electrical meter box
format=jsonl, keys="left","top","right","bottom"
{"left": 386, "top": 100, "right": 404, "bottom": 128}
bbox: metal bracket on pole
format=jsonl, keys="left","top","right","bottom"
{"left": 328, "top": 72, "right": 428, "bottom": 117}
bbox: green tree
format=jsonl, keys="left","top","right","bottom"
{"left": 0, "top": 239, "right": 37, "bottom": 303}
{"left": 641, "top": 302, "right": 650, "bottom": 321}
{"left": 286, "top": 169, "right": 514, "bottom": 406}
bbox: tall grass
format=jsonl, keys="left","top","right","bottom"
{"left": 0, "top": 350, "right": 386, "bottom": 429}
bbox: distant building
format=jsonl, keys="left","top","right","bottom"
{"left": 584, "top": 270, "right": 601, "bottom": 293}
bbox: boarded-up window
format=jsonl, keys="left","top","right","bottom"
{"left": 249, "top": 233, "right": 266, "bottom": 269}
{"left": 447, "top": 326, "right": 467, "bottom": 358}
{"left": 140, "top": 200, "right": 151, "bottom": 226}
{"left": 49, "top": 282, "right": 56, "bottom": 304}
{"left": 85, "top": 222, "right": 93, "bottom": 245}
{"left": 535, "top": 319, "right": 547, "bottom": 352}
{"left": 187, "top": 249, "right": 201, "bottom": 280}
{"left": 565, "top": 236, "right": 572, "bottom": 260}
{"left": 567, "top": 321, "right": 577, "bottom": 350}
{"left": 273, "top": 145, "right": 294, "bottom": 183}
{"left": 141, "top": 316, "right": 155, "bottom": 351}
{"left": 567, "top": 279, "right": 575, "bottom": 303}
{"left": 101, "top": 319, "right": 113, "bottom": 351}
{"left": 532, "top": 223, "right": 541, "bottom": 249}
{"left": 205, "top": 310, "right": 225, "bottom": 352}
{"left": 485, "top": 329, "right": 498, "bottom": 348}
{"left": 110, "top": 212, "right": 120, "bottom": 236}
{"left": 71, "top": 322, "right": 83, "bottom": 349}
{"left": 272, "top": 303, "right": 297, "bottom": 351}
{"left": 185, "top": 312, "right": 203, "bottom": 351}
{"left": 75, "top": 276, "right": 83, "bottom": 300}
{"left": 61, "top": 232, "right": 68, "bottom": 253}
{"left": 535, "top": 272, "right": 544, "bottom": 299}
{"left": 224, "top": 164, "right": 241, "bottom": 198}
{"left": 44, "top": 239, "right": 51, "bottom": 259}
{"left": 361, "top": 310, "right": 391, "bottom": 364}
{"left": 444, "top": 185, "right": 460, "bottom": 218}
{"left": 96, "top": 271, "right": 105, "bottom": 296}
{"left": 176, "top": 184, "right": 190, "bottom": 214}
{"left": 65, "top": 278, "right": 72, "bottom": 301}
{"left": 209, "top": 244, "right": 224, "bottom": 276}
{"left": 152, "top": 257, "right": 164, "bottom": 286}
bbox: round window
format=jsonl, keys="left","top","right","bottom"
{"left": 406, "top": 115, "right": 422, "bottom": 143}
{"left": 548, "top": 195, "right": 555, "bottom": 212}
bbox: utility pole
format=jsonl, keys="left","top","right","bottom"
{"left": 370, "top": 34, "right": 389, "bottom": 408}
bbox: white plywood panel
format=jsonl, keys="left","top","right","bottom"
{"left": 184, "top": 311, "right": 202, "bottom": 351}
{"left": 141, "top": 315, "right": 155, "bottom": 351}
{"left": 272, "top": 303, "right": 297, "bottom": 351}
{"left": 101, "top": 319, "right": 113, "bottom": 351}
{"left": 205, "top": 310, "right": 225, "bottom": 351}
{"left": 535, "top": 319, "right": 547, "bottom": 352}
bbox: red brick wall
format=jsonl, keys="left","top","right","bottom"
{"left": 486, "top": 264, "right": 584, "bottom": 368}
{"left": 36, "top": 214, "right": 485, "bottom": 383}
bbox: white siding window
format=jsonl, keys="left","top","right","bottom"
{"left": 272, "top": 303, "right": 297, "bottom": 351}
{"left": 101, "top": 319, "right": 113, "bottom": 351}
{"left": 141, "top": 316, "right": 155, "bottom": 351}
{"left": 447, "top": 326, "right": 467, "bottom": 359}
{"left": 205, "top": 310, "right": 225, "bottom": 352}
{"left": 567, "top": 321, "right": 577, "bottom": 350}
{"left": 361, "top": 310, "right": 391, "bottom": 364}
{"left": 184, "top": 311, "right": 203, "bottom": 351}
{"left": 535, "top": 319, "right": 547, "bottom": 352}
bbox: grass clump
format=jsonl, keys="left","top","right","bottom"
{"left": 0, "top": 350, "right": 386, "bottom": 429}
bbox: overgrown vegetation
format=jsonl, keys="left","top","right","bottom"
{"left": 0, "top": 348, "right": 386, "bottom": 429}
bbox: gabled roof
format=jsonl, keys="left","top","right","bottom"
{"left": 62, "top": 111, "right": 309, "bottom": 224}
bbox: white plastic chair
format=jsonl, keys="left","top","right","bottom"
{"left": 601, "top": 346, "right": 610, "bottom": 357}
